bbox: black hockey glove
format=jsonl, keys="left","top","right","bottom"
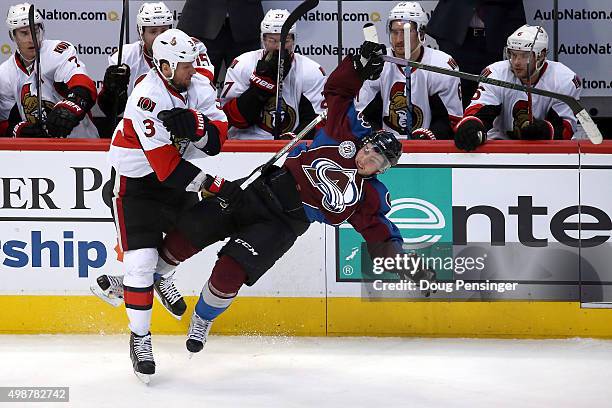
{"left": 454, "top": 116, "right": 486, "bottom": 151}
{"left": 519, "top": 119, "right": 554, "bottom": 140}
{"left": 201, "top": 175, "right": 244, "bottom": 210}
{"left": 390, "top": 251, "right": 437, "bottom": 298}
{"left": 158, "top": 108, "right": 209, "bottom": 142}
{"left": 103, "top": 64, "right": 130, "bottom": 94}
{"left": 13, "top": 120, "right": 48, "bottom": 138}
{"left": 46, "top": 87, "right": 93, "bottom": 138}
{"left": 353, "top": 41, "right": 386, "bottom": 81}
{"left": 408, "top": 266, "right": 438, "bottom": 298}
{"left": 250, "top": 49, "right": 291, "bottom": 95}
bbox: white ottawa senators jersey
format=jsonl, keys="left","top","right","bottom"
{"left": 466, "top": 60, "right": 581, "bottom": 139}
{"left": 0, "top": 39, "right": 98, "bottom": 138}
{"left": 108, "top": 70, "right": 227, "bottom": 179}
{"left": 355, "top": 47, "right": 462, "bottom": 139}
{"left": 108, "top": 39, "right": 214, "bottom": 94}
{"left": 220, "top": 49, "right": 326, "bottom": 140}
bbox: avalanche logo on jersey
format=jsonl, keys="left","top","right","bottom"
{"left": 261, "top": 97, "right": 297, "bottom": 134}
{"left": 384, "top": 82, "right": 423, "bottom": 134}
{"left": 302, "top": 158, "right": 359, "bottom": 213}
{"left": 511, "top": 100, "right": 530, "bottom": 139}
{"left": 20, "top": 83, "right": 54, "bottom": 123}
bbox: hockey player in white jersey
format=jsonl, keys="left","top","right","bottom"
{"left": 106, "top": 29, "right": 230, "bottom": 382}
{"left": 355, "top": 2, "right": 462, "bottom": 140}
{"left": 219, "top": 9, "right": 326, "bottom": 140}
{"left": 455, "top": 25, "right": 581, "bottom": 151}
{"left": 0, "top": 3, "right": 98, "bottom": 138}
{"left": 92, "top": 1, "right": 214, "bottom": 317}
{"left": 98, "top": 1, "right": 214, "bottom": 118}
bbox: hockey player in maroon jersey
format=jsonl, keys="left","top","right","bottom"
{"left": 455, "top": 25, "right": 582, "bottom": 151}
{"left": 105, "top": 29, "right": 228, "bottom": 382}
{"left": 143, "top": 40, "right": 435, "bottom": 356}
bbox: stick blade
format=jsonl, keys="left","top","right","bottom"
{"left": 576, "top": 109, "right": 603, "bottom": 144}
{"left": 280, "top": 0, "right": 319, "bottom": 42}
{"left": 28, "top": 5, "right": 39, "bottom": 50}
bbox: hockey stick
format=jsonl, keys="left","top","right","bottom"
{"left": 240, "top": 110, "right": 326, "bottom": 189}
{"left": 525, "top": 27, "right": 543, "bottom": 124}
{"left": 28, "top": 5, "right": 42, "bottom": 124}
{"left": 380, "top": 54, "right": 603, "bottom": 144}
{"left": 403, "top": 22, "right": 413, "bottom": 138}
{"left": 218, "top": 110, "right": 326, "bottom": 209}
{"left": 111, "top": 0, "right": 129, "bottom": 130}
{"left": 273, "top": 0, "right": 319, "bottom": 139}
{"left": 117, "top": 0, "right": 128, "bottom": 65}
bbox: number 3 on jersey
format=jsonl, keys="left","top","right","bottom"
{"left": 143, "top": 119, "right": 156, "bottom": 137}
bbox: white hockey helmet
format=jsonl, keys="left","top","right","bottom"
{"left": 260, "top": 9, "right": 297, "bottom": 45}
{"left": 152, "top": 28, "right": 198, "bottom": 80}
{"left": 386, "top": 2, "right": 428, "bottom": 35}
{"left": 506, "top": 25, "right": 548, "bottom": 70}
{"left": 506, "top": 24, "right": 549, "bottom": 54}
{"left": 6, "top": 2, "right": 44, "bottom": 41}
{"left": 137, "top": 2, "right": 174, "bottom": 40}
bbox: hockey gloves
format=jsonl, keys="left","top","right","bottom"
{"left": 200, "top": 175, "right": 244, "bottom": 210}
{"left": 353, "top": 41, "right": 386, "bottom": 81}
{"left": 519, "top": 119, "right": 554, "bottom": 140}
{"left": 13, "top": 120, "right": 48, "bottom": 138}
{"left": 250, "top": 49, "right": 292, "bottom": 95}
{"left": 158, "top": 108, "right": 209, "bottom": 142}
{"left": 454, "top": 116, "right": 486, "bottom": 151}
{"left": 46, "top": 87, "right": 94, "bottom": 138}
{"left": 103, "top": 64, "right": 130, "bottom": 94}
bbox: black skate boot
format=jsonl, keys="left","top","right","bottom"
{"left": 130, "top": 332, "right": 155, "bottom": 384}
{"left": 154, "top": 273, "right": 187, "bottom": 320}
{"left": 90, "top": 274, "right": 124, "bottom": 307}
{"left": 186, "top": 311, "right": 213, "bottom": 356}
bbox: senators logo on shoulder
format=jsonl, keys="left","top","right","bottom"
{"left": 53, "top": 41, "right": 71, "bottom": 54}
{"left": 137, "top": 97, "right": 156, "bottom": 112}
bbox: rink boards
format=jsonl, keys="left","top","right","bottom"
{"left": 1, "top": 140, "right": 612, "bottom": 338}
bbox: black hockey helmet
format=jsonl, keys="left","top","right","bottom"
{"left": 360, "top": 130, "right": 403, "bottom": 171}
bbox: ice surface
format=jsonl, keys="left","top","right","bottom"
{"left": 1, "top": 335, "right": 611, "bottom": 407}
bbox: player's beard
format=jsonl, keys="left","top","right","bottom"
{"left": 169, "top": 79, "right": 188, "bottom": 93}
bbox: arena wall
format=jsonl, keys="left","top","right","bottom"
{"left": 1, "top": 139, "right": 611, "bottom": 338}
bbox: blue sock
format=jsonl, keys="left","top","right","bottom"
{"left": 194, "top": 281, "right": 236, "bottom": 321}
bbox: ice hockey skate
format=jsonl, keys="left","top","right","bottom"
{"left": 91, "top": 273, "right": 187, "bottom": 319}
{"left": 153, "top": 272, "right": 187, "bottom": 320}
{"left": 186, "top": 311, "right": 213, "bottom": 357}
{"left": 90, "top": 274, "right": 124, "bottom": 307}
{"left": 130, "top": 332, "right": 155, "bottom": 384}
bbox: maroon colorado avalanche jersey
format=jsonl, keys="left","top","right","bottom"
{"left": 283, "top": 56, "right": 403, "bottom": 248}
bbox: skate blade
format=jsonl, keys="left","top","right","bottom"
{"left": 90, "top": 285, "right": 123, "bottom": 307}
{"left": 134, "top": 371, "right": 151, "bottom": 385}
{"left": 153, "top": 291, "right": 182, "bottom": 321}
